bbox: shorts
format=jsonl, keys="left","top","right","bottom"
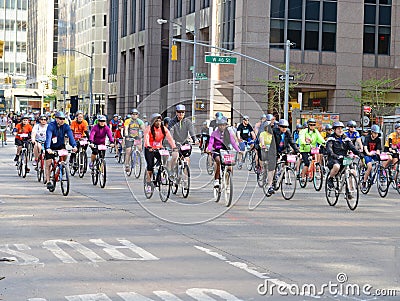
{"left": 301, "top": 152, "right": 311, "bottom": 167}
{"left": 15, "top": 138, "right": 25, "bottom": 147}
{"left": 126, "top": 137, "right": 141, "bottom": 148}
{"left": 384, "top": 147, "right": 399, "bottom": 159}
{"left": 364, "top": 155, "right": 378, "bottom": 165}
{"left": 45, "top": 144, "right": 66, "bottom": 160}
{"left": 327, "top": 158, "right": 341, "bottom": 169}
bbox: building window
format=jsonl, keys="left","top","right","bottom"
{"left": 122, "top": 0, "right": 128, "bottom": 36}
{"left": 102, "top": 68, "right": 106, "bottom": 80}
{"left": 104, "top": 15, "right": 107, "bottom": 26}
{"left": 201, "top": 0, "right": 210, "bottom": 9}
{"left": 363, "top": 1, "right": 391, "bottom": 55}
{"left": 17, "top": 21, "right": 26, "bottom": 31}
{"left": 270, "top": 0, "right": 337, "bottom": 52}
{"left": 176, "top": 0, "right": 182, "bottom": 18}
{"left": 139, "top": 0, "right": 145, "bottom": 30}
{"left": 16, "top": 42, "right": 26, "bottom": 52}
{"left": 17, "top": 0, "right": 27, "bottom": 10}
{"left": 130, "top": 0, "right": 136, "bottom": 33}
{"left": 5, "top": 41, "right": 13, "bottom": 52}
{"left": 109, "top": 0, "right": 119, "bottom": 78}
{"left": 92, "top": 15, "right": 96, "bottom": 27}
{"left": 103, "top": 41, "right": 107, "bottom": 53}
{"left": 221, "top": 0, "right": 236, "bottom": 50}
{"left": 188, "top": 0, "right": 195, "bottom": 13}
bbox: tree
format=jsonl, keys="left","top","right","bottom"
{"left": 349, "top": 77, "right": 400, "bottom": 118}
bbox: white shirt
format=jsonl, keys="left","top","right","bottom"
{"left": 0, "top": 117, "right": 7, "bottom": 127}
{"left": 33, "top": 123, "right": 48, "bottom": 142}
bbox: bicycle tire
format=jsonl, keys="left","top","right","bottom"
{"left": 298, "top": 162, "right": 307, "bottom": 188}
{"left": 159, "top": 168, "right": 170, "bottom": 202}
{"left": 214, "top": 179, "right": 221, "bottom": 203}
{"left": 126, "top": 150, "right": 133, "bottom": 176}
{"left": 78, "top": 151, "right": 86, "bottom": 178}
{"left": 143, "top": 171, "right": 154, "bottom": 199}
{"left": 181, "top": 164, "right": 190, "bottom": 198}
{"left": 36, "top": 156, "right": 43, "bottom": 182}
{"left": 346, "top": 173, "right": 359, "bottom": 210}
{"left": 49, "top": 166, "right": 56, "bottom": 192}
{"left": 22, "top": 151, "right": 28, "bottom": 178}
{"left": 395, "top": 172, "right": 400, "bottom": 194}
{"left": 313, "top": 163, "right": 323, "bottom": 191}
{"left": 281, "top": 167, "right": 296, "bottom": 200}
{"left": 134, "top": 151, "right": 142, "bottom": 179}
{"left": 99, "top": 159, "right": 107, "bottom": 188}
{"left": 223, "top": 170, "right": 233, "bottom": 207}
{"left": 60, "top": 164, "right": 70, "bottom": 196}
{"left": 325, "top": 174, "right": 339, "bottom": 206}
{"left": 206, "top": 154, "right": 214, "bottom": 175}
{"left": 257, "top": 170, "right": 266, "bottom": 188}
{"left": 377, "top": 166, "right": 389, "bottom": 198}
{"left": 17, "top": 155, "right": 23, "bottom": 177}
{"left": 359, "top": 166, "right": 371, "bottom": 194}
{"left": 69, "top": 157, "right": 77, "bottom": 176}
{"left": 91, "top": 160, "right": 99, "bottom": 186}
{"left": 236, "top": 152, "right": 243, "bottom": 170}
{"left": 245, "top": 152, "right": 253, "bottom": 171}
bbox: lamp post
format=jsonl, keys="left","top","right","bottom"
{"left": 157, "top": 18, "right": 197, "bottom": 124}
{"left": 64, "top": 48, "right": 94, "bottom": 118}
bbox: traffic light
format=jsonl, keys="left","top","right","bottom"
{"left": 171, "top": 44, "right": 177, "bottom": 61}
{"left": 44, "top": 83, "right": 49, "bottom": 89}
{"left": 4, "top": 76, "right": 10, "bottom": 84}
{"left": 0, "top": 40, "right": 4, "bottom": 58}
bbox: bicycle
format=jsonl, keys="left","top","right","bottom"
{"left": 171, "top": 143, "right": 191, "bottom": 198}
{"left": 0, "top": 127, "right": 6, "bottom": 147}
{"left": 299, "top": 147, "right": 323, "bottom": 191}
{"left": 264, "top": 153, "right": 297, "bottom": 200}
{"left": 115, "top": 138, "right": 125, "bottom": 164}
{"left": 69, "top": 137, "right": 88, "bottom": 178}
{"left": 91, "top": 144, "right": 108, "bottom": 188}
{"left": 325, "top": 155, "right": 359, "bottom": 210}
{"left": 238, "top": 140, "right": 256, "bottom": 171}
{"left": 16, "top": 133, "right": 30, "bottom": 178}
{"left": 387, "top": 150, "right": 400, "bottom": 194}
{"left": 48, "top": 149, "right": 70, "bottom": 196}
{"left": 256, "top": 146, "right": 270, "bottom": 188}
{"left": 143, "top": 148, "right": 171, "bottom": 202}
{"left": 359, "top": 152, "right": 389, "bottom": 198}
{"left": 206, "top": 152, "right": 215, "bottom": 175}
{"left": 213, "top": 150, "right": 237, "bottom": 207}
{"left": 36, "top": 142, "right": 46, "bottom": 183}
{"left": 125, "top": 138, "right": 142, "bottom": 178}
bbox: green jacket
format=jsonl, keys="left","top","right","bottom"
{"left": 299, "top": 128, "right": 325, "bottom": 152}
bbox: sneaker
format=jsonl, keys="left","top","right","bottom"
{"left": 145, "top": 183, "right": 152, "bottom": 194}
{"left": 327, "top": 177, "right": 334, "bottom": 189}
{"left": 214, "top": 180, "right": 220, "bottom": 188}
{"left": 14, "top": 155, "right": 19, "bottom": 162}
{"left": 32, "top": 161, "right": 37, "bottom": 167}
{"left": 4, "top": 141, "right": 7, "bottom": 145}
{"left": 46, "top": 182, "right": 54, "bottom": 190}
{"left": 265, "top": 186, "right": 275, "bottom": 197}
{"left": 361, "top": 181, "right": 367, "bottom": 191}
{"left": 347, "top": 193, "right": 353, "bottom": 200}
{"left": 296, "top": 174, "right": 301, "bottom": 180}
{"left": 89, "top": 162, "right": 93, "bottom": 169}
{"left": 125, "top": 165, "right": 130, "bottom": 172}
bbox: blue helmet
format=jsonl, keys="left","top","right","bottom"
{"left": 176, "top": 104, "right": 186, "bottom": 111}
{"left": 371, "top": 125, "right": 380, "bottom": 133}
{"left": 278, "top": 119, "right": 289, "bottom": 127}
{"left": 266, "top": 114, "right": 273, "bottom": 121}
{"left": 55, "top": 112, "right": 66, "bottom": 119}
{"left": 215, "top": 112, "right": 223, "bottom": 118}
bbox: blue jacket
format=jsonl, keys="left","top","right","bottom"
{"left": 45, "top": 120, "right": 77, "bottom": 150}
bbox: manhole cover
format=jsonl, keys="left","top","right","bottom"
{"left": 55, "top": 207, "right": 113, "bottom": 212}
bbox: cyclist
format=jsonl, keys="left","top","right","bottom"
{"left": 31, "top": 114, "right": 48, "bottom": 168}
{"left": 14, "top": 115, "right": 33, "bottom": 163}
{"left": 254, "top": 114, "right": 267, "bottom": 135}
{"left": 326, "top": 121, "right": 361, "bottom": 192}
{"left": 292, "top": 123, "right": 303, "bottom": 147}
{"left": 345, "top": 120, "right": 363, "bottom": 151}
{"left": 124, "top": 109, "right": 145, "bottom": 172}
{"left": 0, "top": 111, "right": 7, "bottom": 145}
{"left": 299, "top": 118, "right": 325, "bottom": 183}
{"left": 361, "top": 124, "right": 383, "bottom": 189}
{"left": 209, "top": 112, "right": 224, "bottom": 131}
{"left": 200, "top": 121, "right": 209, "bottom": 153}
{"left": 69, "top": 111, "right": 90, "bottom": 164}
{"left": 143, "top": 113, "right": 176, "bottom": 194}
{"left": 207, "top": 116, "right": 242, "bottom": 188}
{"left": 44, "top": 112, "right": 77, "bottom": 190}
{"left": 163, "top": 116, "right": 171, "bottom": 128}
{"left": 109, "top": 114, "right": 120, "bottom": 134}
{"left": 114, "top": 121, "right": 124, "bottom": 158}
{"left": 384, "top": 123, "right": 400, "bottom": 188}
{"left": 236, "top": 115, "right": 256, "bottom": 165}
{"left": 88, "top": 115, "right": 114, "bottom": 169}
{"left": 322, "top": 124, "right": 333, "bottom": 141}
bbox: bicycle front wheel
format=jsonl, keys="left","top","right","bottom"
{"left": 91, "top": 161, "right": 99, "bottom": 186}
{"left": 159, "top": 168, "right": 170, "bottom": 202}
{"left": 22, "top": 151, "right": 28, "bottom": 178}
{"left": 17, "top": 155, "right": 23, "bottom": 177}
{"left": 313, "top": 163, "right": 323, "bottom": 191}
{"left": 223, "top": 170, "right": 233, "bottom": 207}
{"left": 99, "top": 159, "right": 107, "bottom": 188}
{"left": 181, "top": 164, "right": 190, "bottom": 198}
{"left": 395, "top": 171, "right": 400, "bottom": 194}
{"left": 133, "top": 151, "right": 142, "bottom": 179}
{"left": 60, "top": 165, "right": 70, "bottom": 196}
{"left": 359, "top": 165, "right": 371, "bottom": 194}
{"left": 345, "top": 173, "right": 359, "bottom": 210}
{"left": 126, "top": 151, "right": 133, "bottom": 176}
{"left": 377, "top": 166, "right": 389, "bottom": 198}
{"left": 325, "top": 175, "right": 339, "bottom": 206}
{"left": 69, "top": 157, "right": 77, "bottom": 176}
{"left": 78, "top": 151, "right": 87, "bottom": 178}
{"left": 298, "top": 162, "right": 307, "bottom": 188}
{"left": 49, "top": 166, "right": 57, "bottom": 192}
{"left": 206, "top": 154, "right": 214, "bottom": 175}
{"left": 143, "top": 171, "right": 153, "bottom": 199}
{"left": 281, "top": 167, "right": 296, "bottom": 200}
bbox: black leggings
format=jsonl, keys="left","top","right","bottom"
{"left": 145, "top": 148, "right": 161, "bottom": 171}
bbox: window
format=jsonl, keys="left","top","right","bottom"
{"left": 102, "top": 68, "right": 106, "bottom": 80}
{"left": 5, "top": 41, "right": 13, "bottom": 52}
{"left": 176, "top": 0, "right": 182, "bottom": 18}
{"left": 221, "top": 0, "right": 236, "bottom": 50}
{"left": 139, "top": 0, "right": 145, "bottom": 30}
{"left": 188, "top": 0, "right": 195, "bottom": 13}
{"left": 92, "top": 15, "right": 96, "bottom": 27}
{"left": 130, "top": 0, "right": 136, "bottom": 33}
{"left": 363, "top": 1, "right": 391, "bottom": 55}
{"left": 17, "top": 21, "right": 27, "bottom": 31}
{"left": 16, "top": 42, "right": 26, "bottom": 52}
{"left": 103, "top": 41, "right": 107, "bottom": 53}
{"left": 201, "top": 0, "right": 210, "bottom": 8}
{"left": 122, "top": 0, "right": 128, "bottom": 36}
{"left": 104, "top": 15, "right": 107, "bottom": 26}
{"left": 270, "top": 0, "right": 337, "bottom": 52}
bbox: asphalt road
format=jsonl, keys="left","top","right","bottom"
{"left": 0, "top": 137, "right": 399, "bottom": 301}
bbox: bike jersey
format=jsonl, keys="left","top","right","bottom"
{"left": 124, "top": 118, "right": 144, "bottom": 138}
{"left": 385, "top": 132, "right": 400, "bottom": 148}
{"left": 15, "top": 123, "right": 32, "bottom": 141}
{"left": 32, "top": 124, "right": 48, "bottom": 142}
{"left": 0, "top": 117, "right": 7, "bottom": 127}
{"left": 363, "top": 135, "right": 382, "bottom": 153}
{"left": 237, "top": 123, "right": 254, "bottom": 141}
{"left": 109, "top": 119, "right": 119, "bottom": 132}
{"left": 70, "top": 120, "right": 88, "bottom": 140}
{"left": 345, "top": 130, "right": 360, "bottom": 143}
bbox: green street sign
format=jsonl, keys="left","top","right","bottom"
{"left": 205, "top": 55, "right": 237, "bottom": 65}
{"left": 196, "top": 72, "right": 208, "bottom": 80}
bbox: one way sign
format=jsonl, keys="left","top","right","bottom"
{"left": 278, "top": 74, "right": 295, "bottom": 81}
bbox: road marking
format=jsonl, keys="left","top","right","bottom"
{"left": 186, "top": 288, "right": 242, "bottom": 301}
{"left": 66, "top": 293, "right": 112, "bottom": 301}
{"left": 0, "top": 244, "right": 41, "bottom": 265}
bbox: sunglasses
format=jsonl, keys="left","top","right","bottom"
{"left": 309, "top": 124, "right": 316, "bottom": 126}
{"left": 279, "top": 126, "right": 288, "bottom": 128}
{"left": 349, "top": 126, "right": 355, "bottom": 128}
{"left": 99, "top": 120, "right": 106, "bottom": 122}
{"left": 40, "top": 118, "right": 47, "bottom": 121}
{"left": 177, "top": 111, "right": 185, "bottom": 114}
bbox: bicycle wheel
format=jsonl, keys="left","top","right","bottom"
{"left": 22, "top": 151, "right": 28, "bottom": 178}
{"left": 325, "top": 174, "right": 339, "bottom": 206}
{"left": 377, "top": 166, "right": 389, "bottom": 198}
{"left": 281, "top": 167, "right": 296, "bottom": 200}
{"left": 206, "top": 154, "right": 214, "bottom": 175}
{"left": 313, "top": 163, "right": 323, "bottom": 191}
{"left": 214, "top": 179, "right": 221, "bottom": 202}
{"left": 99, "top": 159, "right": 107, "bottom": 188}
{"left": 69, "top": 156, "right": 77, "bottom": 176}
{"left": 143, "top": 171, "right": 154, "bottom": 199}
{"left": 134, "top": 151, "right": 142, "bottom": 179}
{"left": 245, "top": 152, "right": 253, "bottom": 171}
{"left": 345, "top": 173, "right": 359, "bottom": 210}
{"left": 91, "top": 160, "right": 99, "bottom": 185}
{"left": 17, "top": 155, "right": 23, "bottom": 177}
{"left": 236, "top": 153, "right": 243, "bottom": 170}
{"left": 223, "top": 170, "right": 233, "bottom": 207}
{"left": 159, "top": 168, "right": 170, "bottom": 202}
{"left": 395, "top": 171, "right": 400, "bottom": 194}
{"left": 1, "top": 132, "right": 4, "bottom": 147}
{"left": 359, "top": 165, "right": 371, "bottom": 194}
{"left": 298, "top": 162, "right": 307, "bottom": 188}
{"left": 257, "top": 170, "right": 266, "bottom": 188}
{"left": 126, "top": 151, "right": 133, "bottom": 176}
{"left": 36, "top": 156, "right": 43, "bottom": 182}
{"left": 273, "top": 164, "right": 283, "bottom": 191}
{"left": 118, "top": 148, "right": 124, "bottom": 164}
{"left": 60, "top": 164, "right": 70, "bottom": 196}
{"left": 181, "top": 164, "right": 190, "bottom": 198}
{"left": 49, "top": 166, "right": 56, "bottom": 192}
{"left": 78, "top": 151, "right": 86, "bottom": 178}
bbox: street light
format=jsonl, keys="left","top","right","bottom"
{"left": 64, "top": 48, "right": 94, "bottom": 118}
{"left": 157, "top": 18, "right": 197, "bottom": 124}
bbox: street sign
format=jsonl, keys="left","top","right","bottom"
{"left": 363, "top": 106, "right": 371, "bottom": 113}
{"left": 278, "top": 74, "right": 295, "bottom": 81}
{"left": 205, "top": 55, "right": 237, "bottom": 65}
{"left": 61, "top": 91, "right": 68, "bottom": 95}
{"left": 196, "top": 72, "right": 208, "bottom": 80}
{"left": 187, "top": 80, "right": 200, "bottom": 85}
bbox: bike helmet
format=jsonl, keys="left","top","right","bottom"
{"left": 98, "top": 115, "right": 107, "bottom": 122}
{"left": 216, "top": 116, "right": 228, "bottom": 125}
{"left": 75, "top": 110, "right": 84, "bottom": 115}
{"left": 215, "top": 112, "right": 223, "bottom": 118}
{"left": 40, "top": 114, "right": 47, "bottom": 119}
{"left": 21, "top": 114, "right": 29, "bottom": 120}
{"left": 113, "top": 114, "right": 119, "bottom": 118}
{"left": 131, "top": 109, "right": 139, "bottom": 114}
{"left": 394, "top": 123, "right": 400, "bottom": 130}
{"left": 176, "top": 104, "right": 186, "bottom": 111}
{"left": 266, "top": 114, "right": 273, "bottom": 121}
{"left": 260, "top": 114, "right": 267, "bottom": 119}
{"left": 278, "top": 119, "right": 289, "bottom": 127}
{"left": 243, "top": 115, "right": 249, "bottom": 121}
{"left": 371, "top": 124, "right": 380, "bottom": 133}
{"left": 296, "top": 124, "right": 303, "bottom": 129}
{"left": 307, "top": 118, "right": 316, "bottom": 125}
{"left": 55, "top": 112, "right": 66, "bottom": 119}
{"left": 150, "top": 113, "right": 162, "bottom": 125}
{"left": 203, "top": 121, "right": 207, "bottom": 125}
{"left": 29, "top": 116, "right": 35, "bottom": 121}
{"left": 125, "top": 114, "right": 131, "bottom": 120}
{"left": 163, "top": 116, "right": 171, "bottom": 125}
{"left": 325, "top": 124, "right": 333, "bottom": 130}
{"left": 332, "top": 121, "right": 345, "bottom": 129}
{"left": 347, "top": 120, "right": 357, "bottom": 127}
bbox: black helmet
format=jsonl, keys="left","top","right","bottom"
{"left": 325, "top": 124, "right": 333, "bottom": 130}
{"left": 150, "top": 113, "right": 162, "bottom": 125}
{"left": 163, "top": 117, "right": 171, "bottom": 124}
{"left": 332, "top": 121, "right": 345, "bottom": 129}
{"left": 347, "top": 120, "right": 357, "bottom": 127}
